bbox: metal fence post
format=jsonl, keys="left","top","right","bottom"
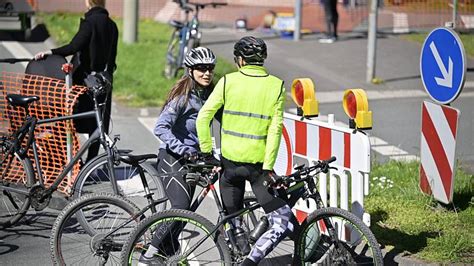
{"left": 366, "top": 0, "right": 379, "bottom": 83}
{"left": 294, "top": 0, "right": 302, "bottom": 41}
{"left": 452, "top": 0, "right": 458, "bottom": 29}
{"left": 123, "top": 0, "right": 138, "bottom": 44}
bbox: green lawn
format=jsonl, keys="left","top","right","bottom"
{"left": 402, "top": 32, "right": 474, "bottom": 58}
{"left": 367, "top": 160, "right": 473, "bottom": 263}
{"left": 37, "top": 12, "right": 236, "bottom": 107}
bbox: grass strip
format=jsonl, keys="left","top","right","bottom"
{"left": 367, "top": 160, "right": 473, "bottom": 263}
{"left": 37, "top": 12, "right": 236, "bottom": 107}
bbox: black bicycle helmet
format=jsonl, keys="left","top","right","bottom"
{"left": 184, "top": 47, "right": 216, "bottom": 68}
{"left": 233, "top": 36, "right": 267, "bottom": 65}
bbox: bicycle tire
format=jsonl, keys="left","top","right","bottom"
{"left": 120, "top": 209, "right": 232, "bottom": 265}
{"left": 72, "top": 153, "right": 166, "bottom": 210}
{"left": 51, "top": 193, "right": 141, "bottom": 265}
{"left": 241, "top": 193, "right": 296, "bottom": 265}
{"left": 295, "top": 207, "right": 384, "bottom": 266}
{"left": 72, "top": 154, "right": 166, "bottom": 235}
{"left": 164, "top": 29, "right": 182, "bottom": 79}
{"left": 0, "top": 147, "right": 35, "bottom": 228}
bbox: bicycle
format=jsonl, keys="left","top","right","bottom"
{"left": 50, "top": 156, "right": 259, "bottom": 265}
{"left": 119, "top": 156, "right": 384, "bottom": 265}
{"left": 164, "top": 0, "right": 227, "bottom": 79}
{"left": 0, "top": 59, "right": 166, "bottom": 228}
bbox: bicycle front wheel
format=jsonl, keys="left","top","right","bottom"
{"left": 72, "top": 154, "right": 166, "bottom": 211}
{"left": 51, "top": 193, "right": 141, "bottom": 265}
{"left": 120, "top": 209, "right": 231, "bottom": 265}
{"left": 296, "top": 207, "right": 383, "bottom": 265}
{"left": 0, "top": 145, "right": 35, "bottom": 228}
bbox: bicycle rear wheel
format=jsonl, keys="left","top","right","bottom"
{"left": 241, "top": 194, "right": 295, "bottom": 265}
{"left": 164, "top": 29, "right": 182, "bottom": 79}
{"left": 72, "top": 153, "right": 166, "bottom": 211}
{"left": 0, "top": 142, "right": 35, "bottom": 228}
{"left": 120, "top": 209, "right": 231, "bottom": 265}
{"left": 51, "top": 193, "right": 140, "bottom": 265}
{"left": 295, "top": 207, "right": 383, "bottom": 265}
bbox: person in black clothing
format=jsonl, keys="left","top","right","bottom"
{"left": 35, "top": 0, "right": 118, "bottom": 162}
{"left": 319, "top": 0, "right": 339, "bottom": 43}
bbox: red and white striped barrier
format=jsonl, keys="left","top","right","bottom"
{"left": 420, "top": 101, "right": 459, "bottom": 204}
{"left": 274, "top": 113, "right": 371, "bottom": 226}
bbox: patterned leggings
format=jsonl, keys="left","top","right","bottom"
{"left": 246, "top": 204, "right": 294, "bottom": 264}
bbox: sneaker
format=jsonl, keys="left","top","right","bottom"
{"left": 137, "top": 254, "right": 165, "bottom": 266}
{"left": 318, "top": 37, "right": 336, "bottom": 44}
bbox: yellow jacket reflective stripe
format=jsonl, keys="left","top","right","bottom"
{"left": 197, "top": 65, "right": 285, "bottom": 170}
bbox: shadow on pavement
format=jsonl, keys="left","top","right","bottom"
{"left": 370, "top": 209, "right": 438, "bottom": 265}
{"left": 0, "top": 242, "right": 19, "bottom": 255}
{"left": 0, "top": 23, "right": 50, "bottom": 42}
{"left": 383, "top": 74, "right": 421, "bottom": 83}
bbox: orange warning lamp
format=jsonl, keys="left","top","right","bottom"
{"left": 342, "top": 89, "right": 372, "bottom": 129}
{"left": 291, "top": 78, "right": 319, "bottom": 117}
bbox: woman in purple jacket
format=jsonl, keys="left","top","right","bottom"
{"left": 142, "top": 47, "right": 217, "bottom": 261}
{"left": 154, "top": 47, "right": 216, "bottom": 212}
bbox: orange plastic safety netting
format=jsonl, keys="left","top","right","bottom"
{"left": 0, "top": 72, "right": 87, "bottom": 195}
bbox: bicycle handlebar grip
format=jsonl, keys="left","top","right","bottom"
{"left": 325, "top": 156, "right": 337, "bottom": 164}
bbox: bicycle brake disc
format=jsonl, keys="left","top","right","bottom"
{"left": 30, "top": 185, "right": 51, "bottom": 211}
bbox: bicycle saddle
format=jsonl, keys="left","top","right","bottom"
{"left": 169, "top": 20, "right": 184, "bottom": 29}
{"left": 119, "top": 153, "right": 157, "bottom": 165}
{"left": 6, "top": 94, "right": 39, "bottom": 108}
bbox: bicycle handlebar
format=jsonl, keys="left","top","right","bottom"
{"left": 283, "top": 156, "right": 336, "bottom": 181}
{"left": 0, "top": 58, "right": 32, "bottom": 64}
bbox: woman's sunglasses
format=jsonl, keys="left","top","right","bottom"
{"left": 194, "top": 64, "right": 215, "bottom": 72}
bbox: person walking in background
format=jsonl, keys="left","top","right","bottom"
{"left": 319, "top": 0, "right": 339, "bottom": 43}
{"left": 197, "top": 36, "right": 294, "bottom": 265}
{"left": 138, "top": 47, "right": 218, "bottom": 264}
{"left": 34, "top": 0, "right": 118, "bottom": 163}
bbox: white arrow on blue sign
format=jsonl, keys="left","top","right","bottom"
{"left": 420, "top": 27, "right": 466, "bottom": 105}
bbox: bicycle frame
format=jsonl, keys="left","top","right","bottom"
{"left": 178, "top": 165, "right": 330, "bottom": 259}
{"left": 0, "top": 95, "right": 119, "bottom": 199}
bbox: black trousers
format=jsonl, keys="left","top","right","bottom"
{"left": 151, "top": 148, "right": 194, "bottom": 249}
{"left": 219, "top": 157, "right": 287, "bottom": 214}
{"left": 323, "top": 0, "right": 339, "bottom": 38}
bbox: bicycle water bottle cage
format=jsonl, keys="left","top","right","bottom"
{"left": 169, "top": 20, "right": 184, "bottom": 29}
{"left": 6, "top": 94, "right": 39, "bottom": 109}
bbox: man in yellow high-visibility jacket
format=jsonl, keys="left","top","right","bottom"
{"left": 196, "top": 36, "right": 293, "bottom": 265}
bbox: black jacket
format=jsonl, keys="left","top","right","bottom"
{"left": 52, "top": 6, "right": 118, "bottom": 134}
{"left": 52, "top": 6, "right": 118, "bottom": 85}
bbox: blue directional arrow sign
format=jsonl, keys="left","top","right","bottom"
{"left": 420, "top": 27, "right": 466, "bottom": 105}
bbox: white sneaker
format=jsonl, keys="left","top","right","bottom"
{"left": 318, "top": 37, "right": 336, "bottom": 44}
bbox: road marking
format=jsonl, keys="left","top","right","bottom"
{"left": 0, "top": 41, "right": 32, "bottom": 68}
{"left": 465, "top": 81, "right": 474, "bottom": 88}
{"left": 393, "top": 12, "right": 409, "bottom": 34}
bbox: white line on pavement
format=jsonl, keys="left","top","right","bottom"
{"left": 1, "top": 41, "right": 33, "bottom": 68}
{"left": 465, "top": 81, "right": 474, "bottom": 88}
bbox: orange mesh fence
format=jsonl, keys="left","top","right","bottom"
{"left": 0, "top": 72, "right": 87, "bottom": 195}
